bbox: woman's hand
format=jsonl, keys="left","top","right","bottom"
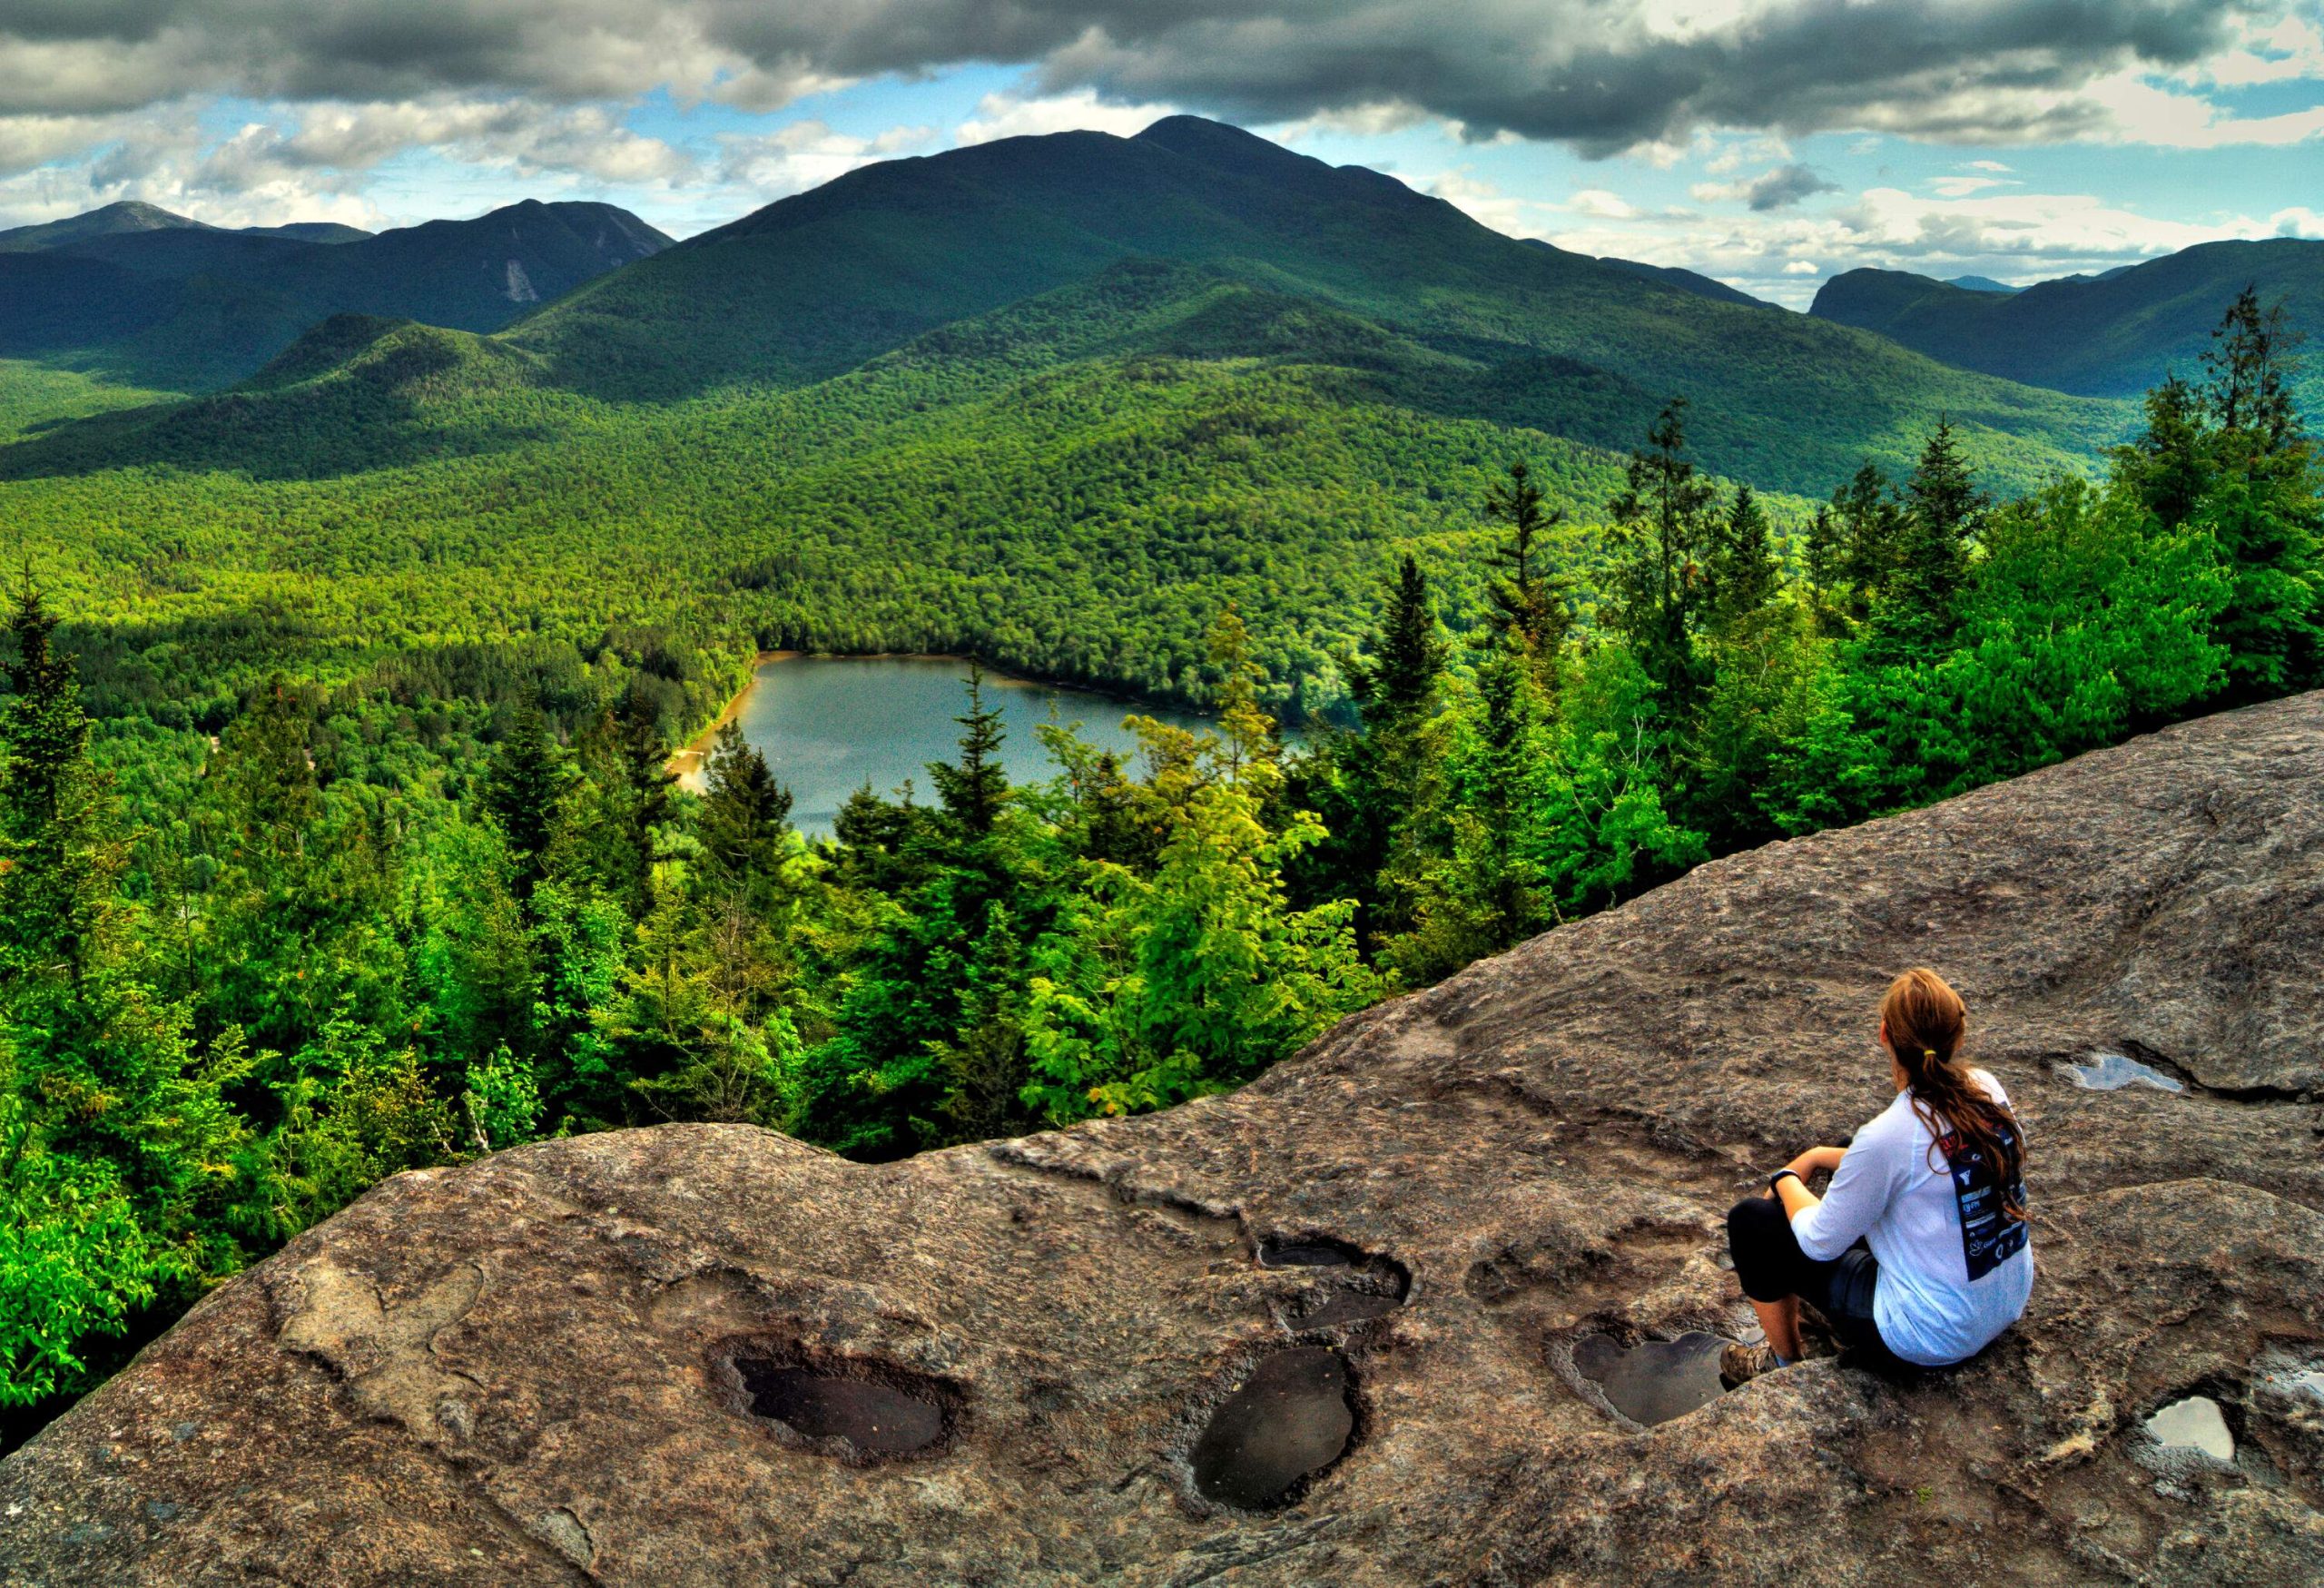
{"left": 1787, "top": 1145, "right": 1846, "bottom": 1178}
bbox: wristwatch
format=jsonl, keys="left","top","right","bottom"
{"left": 1768, "top": 1169, "right": 1802, "bottom": 1196}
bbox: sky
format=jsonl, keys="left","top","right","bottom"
{"left": 1, "top": 1, "right": 2319, "bottom": 306}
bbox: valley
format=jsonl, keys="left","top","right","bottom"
{"left": 0, "top": 113, "right": 2315, "bottom": 1476}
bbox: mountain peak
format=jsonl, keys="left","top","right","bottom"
{"left": 0, "top": 199, "right": 210, "bottom": 252}
{"left": 1134, "top": 114, "right": 1311, "bottom": 170}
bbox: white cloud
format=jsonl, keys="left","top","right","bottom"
{"left": 716, "top": 121, "right": 937, "bottom": 197}
{"left": 1929, "top": 174, "right": 2010, "bottom": 197}
{"left": 1568, "top": 188, "right": 1640, "bottom": 220}
{"left": 1544, "top": 175, "right": 2290, "bottom": 309}
{"left": 955, "top": 91, "right": 1175, "bottom": 146}
{"left": 2085, "top": 70, "right": 2324, "bottom": 148}
{"left": 1414, "top": 167, "right": 1542, "bottom": 236}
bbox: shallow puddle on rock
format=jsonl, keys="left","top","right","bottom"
{"left": 1257, "top": 1239, "right": 1356, "bottom": 1269}
{"left": 1190, "top": 1347, "right": 1355, "bottom": 1509}
{"left": 2279, "top": 1369, "right": 2324, "bottom": 1404}
{"left": 734, "top": 1361, "right": 946, "bottom": 1456}
{"left": 2145, "top": 1396, "right": 2234, "bottom": 1461}
{"left": 2066, "top": 1053, "right": 2185, "bottom": 1093}
{"left": 1571, "top": 1332, "right": 1728, "bottom": 1427}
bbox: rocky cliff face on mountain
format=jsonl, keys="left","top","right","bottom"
{"left": 5, "top": 697, "right": 2322, "bottom": 1586}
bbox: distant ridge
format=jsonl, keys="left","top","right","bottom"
{"left": 0, "top": 201, "right": 212, "bottom": 253}
{"left": 0, "top": 199, "right": 671, "bottom": 390}
{"left": 502, "top": 114, "right": 2117, "bottom": 490}
{"left": 1811, "top": 239, "right": 2324, "bottom": 406}
{"left": 1945, "top": 275, "right": 2018, "bottom": 294}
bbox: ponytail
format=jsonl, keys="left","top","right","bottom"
{"left": 1881, "top": 968, "right": 2026, "bottom": 1221}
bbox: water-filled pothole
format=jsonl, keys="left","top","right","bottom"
{"left": 733, "top": 1357, "right": 950, "bottom": 1459}
{"left": 1258, "top": 1234, "right": 1410, "bottom": 1332}
{"left": 1572, "top": 1332, "right": 1728, "bottom": 1427}
{"left": 1190, "top": 1347, "right": 1356, "bottom": 1509}
{"left": 2064, "top": 1052, "right": 2186, "bottom": 1093}
{"left": 2146, "top": 1395, "right": 2234, "bottom": 1461}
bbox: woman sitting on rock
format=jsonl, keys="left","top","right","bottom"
{"left": 1721, "top": 967, "right": 2032, "bottom": 1384}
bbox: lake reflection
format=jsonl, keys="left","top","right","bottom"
{"left": 676, "top": 655, "right": 1216, "bottom": 836}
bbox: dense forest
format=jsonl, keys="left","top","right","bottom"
{"left": 1, "top": 290, "right": 2315, "bottom": 1449}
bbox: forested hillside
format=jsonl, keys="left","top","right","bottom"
{"left": 2, "top": 280, "right": 2314, "bottom": 1452}
{"left": 506, "top": 117, "right": 2121, "bottom": 492}
{"left": 0, "top": 104, "right": 2316, "bottom": 1456}
{"left": 0, "top": 200, "right": 668, "bottom": 391}
{"left": 1812, "top": 239, "right": 2324, "bottom": 413}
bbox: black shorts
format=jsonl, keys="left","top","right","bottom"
{"left": 1726, "top": 1195, "right": 1912, "bottom": 1375}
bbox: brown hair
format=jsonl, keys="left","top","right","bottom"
{"left": 1881, "top": 968, "right": 2026, "bottom": 1220}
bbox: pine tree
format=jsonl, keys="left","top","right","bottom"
{"left": 1207, "top": 607, "right": 1280, "bottom": 788}
{"left": 483, "top": 694, "right": 566, "bottom": 895}
{"left": 1487, "top": 460, "right": 1580, "bottom": 683}
{"left": 2192, "top": 291, "right": 2321, "bottom": 694}
{"left": 1311, "top": 558, "right": 1448, "bottom": 944}
{"left": 0, "top": 584, "right": 244, "bottom": 1407}
{"left": 1482, "top": 461, "right": 1571, "bottom": 668}
{"left": 1349, "top": 555, "right": 1447, "bottom": 731}
{"left": 0, "top": 586, "right": 95, "bottom": 971}
{"left": 1831, "top": 462, "right": 1903, "bottom": 614}
{"left": 1802, "top": 504, "right": 1849, "bottom": 629}
{"left": 1870, "top": 419, "right": 1984, "bottom": 660}
{"left": 930, "top": 666, "right": 1009, "bottom": 837}
{"left": 559, "top": 691, "right": 674, "bottom": 910}
{"left": 2115, "top": 376, "right": 2212, "bottom": 530}
{"left": 1606, "top": 399, "right": 1719, "bottom": 715}
{"left": 1710, "top": 483, "right": 1780, "bottom": 628}
{"left": 698, "top": 719, "right": 793, "bottom": 896}
{"left": 2204, "top": 286, "right": 2303, "bottom": 457}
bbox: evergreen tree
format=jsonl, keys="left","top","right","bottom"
{"left": 929, "top": 667, "right": 1009, "bottom": 837}
{"left": 1802, "top": 504, "right": 1849, "bottom": 631}
{"left": 483, "top": 694, "right": 566, "bottom": 895}
{"left": 2204, "top": 286, "right": 2304, "bottom": 456}
{"left": 558, "top": 693, "right": 673, "bottom": 911}
{"left": 1206, "top": 607, "right": 1281, "bottom": 788}
{"left": 1831, "top": 461, "right": 1904, "bottom": 615}
{"left": 1869, "top": 419, "right": 1984, "bottom": 659}
{"left": 1607, "top": 399, "right": 1719, "bottom": 715}
{"left": 1300, "top": 558, "right": 1448, "bottom": 945}
{"left": 697, "top": 719, "right": 793, "bottom": 897}
{"left": 1482, "top": 461, "right": 1571, "bottom": 669}
{"left": 2192, "top": 291, "right": 2322, "bottom": 695}
{"left": 1348, "top": 555, "right": 1447, "bottom": 730}
{"left": 0, "top": 587, "right": 94, "bottom": 972}
{"left": 1710, "top": 483, "right": 1780, "bottom": 628}
{"left": 0, "top": 585, "right": 244, "bottom": 1409}
{"left": 2114, "top": 376, "right": 2213, "bottom": 530}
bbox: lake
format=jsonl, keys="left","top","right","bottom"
{"left": 674, "top": 655, "right": 1217, "bottom": 835}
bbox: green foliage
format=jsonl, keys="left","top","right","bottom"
{"left": 1, "top": 278, "right": 2315, "bottom": 1455}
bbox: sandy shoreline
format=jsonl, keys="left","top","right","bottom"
{"left": 665, "top": 650, "right": 790, "bottom": 785}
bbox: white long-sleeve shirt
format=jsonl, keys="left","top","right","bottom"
{"left": 1793, "top": 1069, "right": 2034, "bottom": 1366}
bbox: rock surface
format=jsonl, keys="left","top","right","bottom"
{"left": 6, "top": 696, "right": 2324, "bottom": 1586}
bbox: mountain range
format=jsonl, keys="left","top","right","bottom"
{"left": 0, "top": 198, "right": 668, "bottom": 390}
{"left": 2, "top": 118, "right": 2142, "bottom": 498}
{"left": 1812, "top": 239, "right": 2324, "bottom": 412}
{"left": 0, "top": 113, "right": 2312, "bottom": 705}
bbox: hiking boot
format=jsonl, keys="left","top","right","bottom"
{"left": 1718, "top": 1341, "right": 1787, "bottom": 1388}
